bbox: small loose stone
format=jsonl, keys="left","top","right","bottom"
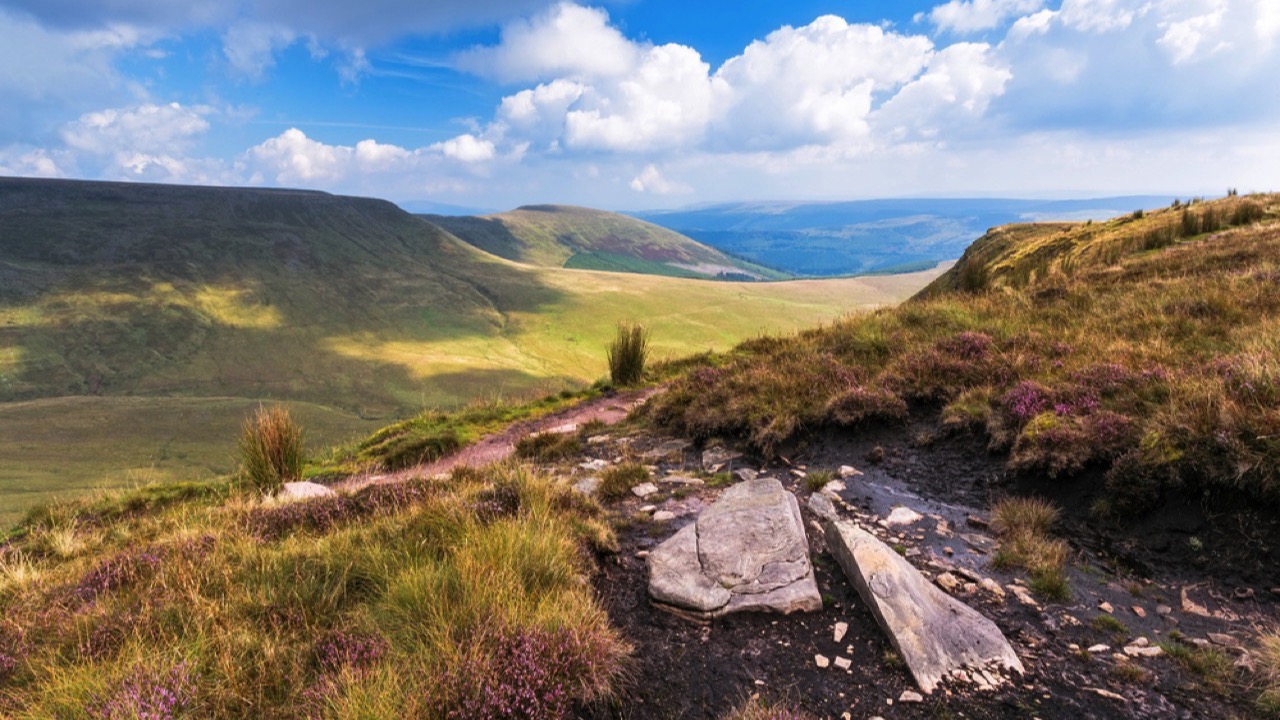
{"left": 833, "top": 621, "right": 848, "bottom": 643}
{"left": 898, "top": 690, "right": 924, "bottom": 703}
{"left": 814, "top": 654, "right": 830, "bottom": 668}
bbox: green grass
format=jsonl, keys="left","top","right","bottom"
{"left": 238, "top": 405, "right": 304, "bottom": 494}
{"left": 598, "top": 463, "right": 650, "bottom": 502}
{"left": 607, "top": 323, "right": 650, "bottom": 386}
{"left": 427, "top": 204, "right": 789, "bottom": 280}
{"left": 0, "top": 178, "right": 942, "bottom": 516}
{"left": 0, "top": 463, "right": 628, "bottom": 718}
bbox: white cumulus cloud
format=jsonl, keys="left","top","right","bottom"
{"left": 455, "top": 2, "right": 639, "bottom": 82}
{"left": 927, "top": 0, "right": 1046, "bottom": 33}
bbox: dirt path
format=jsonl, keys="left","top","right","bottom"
{"left": 335, "top": 387, "right": 661, "bottom": 493}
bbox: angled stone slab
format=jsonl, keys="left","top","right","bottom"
{"left": 824, "top": 518, "right": 1024, "bottom": 694}
{"left": 648, "top": 478, "right": 822, "bottom": 620}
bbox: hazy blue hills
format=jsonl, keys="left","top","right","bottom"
{"left": 634, "top": 196, "right": 1175, "bottom": 276}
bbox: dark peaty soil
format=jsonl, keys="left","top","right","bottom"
{"left": 576, "top": 417, "right": 1280, "bottom": 720}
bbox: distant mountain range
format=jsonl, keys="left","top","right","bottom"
{"left": 633, "top": 196, "right": 1176, "bottom": 276}
{"left": 425, "top": 205, "right": 787, "bottom": 280}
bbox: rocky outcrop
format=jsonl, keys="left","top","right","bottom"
{"left": 824, "top": 518, "right": 1024, "bottom": 693}
{"left": 278, "top": 481, "right": 337, "bottom": 502}
{"left": 648, "top": 478, "right": 822, "bottom": 620}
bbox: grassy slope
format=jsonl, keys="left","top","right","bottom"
{"left": 426, "top": 204, "right": 788, "bottom": 280}
{"left": 647, "top": 194, "right": 1280, "bottom": 511}
{"left": 0, "top": 178, "right": 939, "bottom": 517}
{"left": 0, "top": 464, "right": 628, "bottom": 719}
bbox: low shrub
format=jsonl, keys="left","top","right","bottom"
{"left": 1259, "top": 630, "right": 1280, "bottom": 716}
{"left": 803, "top": 470, "right": 835, "bottom": 493}
{"left": 607, "top": 322, "right": 650, "bottom": 386}
{"left": 239, "top": 405, "right": 304, "bottom": 494}
{"left": 991, "top": 497, "right": 1059, "bottom": 537}
{"left": 990, "top": 497, "right": 1070, "bottom": 601}
{"left": 598, "top": 463, "right": 650, "bottom": 502}
{"left": 515, "top": 432, "right": 582, "bottom": 463}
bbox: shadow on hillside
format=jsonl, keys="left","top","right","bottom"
{"left": 0, "top": 177, "right": 577, "bottom": 417}
{"left": 423, "top": 214, "right": 531, "bottom": 263}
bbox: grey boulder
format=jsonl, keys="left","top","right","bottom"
{"left": 648, "top": 478, "right": 822, "bottom": 620}
{"left": 824, "top": 518, "right": 1024, "bottom": 693}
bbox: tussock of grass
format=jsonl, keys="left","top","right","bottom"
{"left": 990, "top": 497, "right": 1071, "bottom": 601}
{"left": 722, "top": 696, "right": 816, "bottom": 720}
{"left": 645, "top": 193, "right": 1280, "bottom": 513}
{"left": 514, "top": 431, "right": 582, "bottom": 462}
{"left": 1091, "top": 613, "right": 1130, "bottom": 644}
{"left": 607, "top": 322, "right": 650, "bottom": 387}
{"left": 0, "top": 463, "right": 627, "bottom": 718}
{"left": 238, "top": 405, "right": 304, "bottom": 494}
{"left": 1160, "top": 641, "right": 1234, "bottom": 694}
{"left": 598, "top": 462, "right": 650, "bottom": 502}
{"left": 1258, "top": 630, "right": 1280, "bottom": 715}
{"left": 803, "top": 469, "right": 835, "bottom": 493}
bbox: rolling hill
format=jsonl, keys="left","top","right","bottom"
{"left": 635, "top": 196, "right": 1174, "bottom": 277}
{"left": 0, "top": 177, "right": 939, "bottom": 517}
{"left": 425, "top": 204, "right": 787, "bottom": 280}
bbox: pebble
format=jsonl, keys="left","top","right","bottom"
{"left": 579, "top": 459, "right": 609, "bottom": 471}
{"left": 631, "top": 483, "right": 659, "bottom": 498}
{"left": 639, "top": 504, "right": 657, "bottom": 513}
{"left": 1156, "top": 604, "right": 1172, "bottom": 616}
{"left": 1131, "top": 605, "right": 1147, "bottom": 618}
{"left": 1208, "top": 632, "right": 1241, "bottom": 648}
{"left": 1123, "top": 645, "right": 1164, "bottom": 658}
{"left": 833, "top": 621, "right": 848, "bottom": 643}
{"left": 1087, "top": 644, "right": 1110, "bottom": 653}
{"left": 899, "top": 690, "right": 924, "bottom": 703}
{"left": 838, "top": 465, "right": 862, "bottom": 478}
{"left": 815, "top": 654, "right": 830, "bottom": 668}
{"left": 980, "top": 578, "right": 1006, "bottom": 598}
{"left": 1131, "top": 637, "right": 1150, "bottom": 647}
{"left": 936, "top": 572, "right": 961, "bottom": 593}
{"left": 943, "top": 546, "right": 954, "bottom": 556}
{"left": 834, "top": 656, "right": 852, "bottom": 670}
{"left": 652, "top": 510, "right": 676, "bottom": 522}
{"left": 1090, "top": 687, "right": 1128, "bottom": 702}
{"left": 635, "top": 550, "right": 650, "bottom": 559}
{"left": 1099, "top": 601, "right": 1114, "bottom": 613}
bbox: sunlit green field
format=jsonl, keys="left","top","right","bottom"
{"left": 0, "top": 179, "right": 944, "bottom": 520}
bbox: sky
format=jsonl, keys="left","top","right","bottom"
{"left": 0, "top": 0, "right": 1276, "bottom": 210}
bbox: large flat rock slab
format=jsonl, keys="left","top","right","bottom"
{"left": 648, "top": 478, "right": 822, "bottom": 620}
{"left": 824, "top": 518, "right": 1024, "bottom": 693}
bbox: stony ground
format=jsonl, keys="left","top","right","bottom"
{"left": 543, "top": 417, "right": 1280, "bottom": 720}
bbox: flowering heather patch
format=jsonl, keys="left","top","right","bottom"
{"left": 938, "top": 331, "right": 994, "bottom": 360}
{"left": 1070, "top": 363, "right": 1141, "bottom": 395}
{"left": 245, "top": 495, "right": 354, "bottom": 540}
{"left": 432, "top": 625, "right": 623, "bottom": 719}
{"left": 1052, "top": 391, "right": 1100, "bottom": 417}
{"left": 77, "top": 606, "right": 142, "bottom": 662}
{"left": 73, "top": 546, "right": 162, "bottom": 602}
{"left": 90, "top": 662, "right": 197, "bottom": 720}
{"left": 1002, "top": 381, "right": 1051, "bottom": 423}
{"left": 246, "top": 479, "right": 436, "bottom": 540}
{"left": 0, "top": 650, "right": 17, "bottom": 682}
{"left": 471, "top": 482, "right": 522, "bottom": 524}
{"left": 824, "top": 385, "right": 908, "bottom": 426}
{"left": 313, "top": 629, "right": 388, "bottom": 676}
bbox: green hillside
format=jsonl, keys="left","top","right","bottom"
{"left": 0, "top": 177, "right": 939, "bottom": 516}
{"left": 426, "top": 204, "right": 787, "bottom": 280}
{"left": 649, "top": 193, "right": 1280, "bottom": 511}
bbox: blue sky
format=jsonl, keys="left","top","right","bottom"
{"left": 0, "top": 0, "right": 1276, "bottom": 210}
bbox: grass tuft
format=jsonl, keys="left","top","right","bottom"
{"left": 990, "top": 497, "right": 1071, "bottom": 601}
{"left": 514, "top": 431, "right": 582, "bottom": 463}
{"left": 238, "top": 405, "right": 304, "bottom": 494}
{"left": 607, "top": 322, "right": 651, "bottom": 386}
{"left": 598, "top": 463, "right": 650, "bottom": 502}
{"left": 803, "top": 469, "right": 835, "bottom": 493}
{"left": 1258, "top": 630, "right": 1280, "bottom": 716}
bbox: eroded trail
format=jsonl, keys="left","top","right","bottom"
{"left": 335, "top": 386, "right": 661, "bottom": 493}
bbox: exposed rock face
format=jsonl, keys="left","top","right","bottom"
{"left": 278, "top": 481, "right": 337, "bottom": 502}
{"left": 648, "top": 478, "right": 822, "bottom": 620}
{"left": 824, "top": 518, "right": 1024, "bottom": 693}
